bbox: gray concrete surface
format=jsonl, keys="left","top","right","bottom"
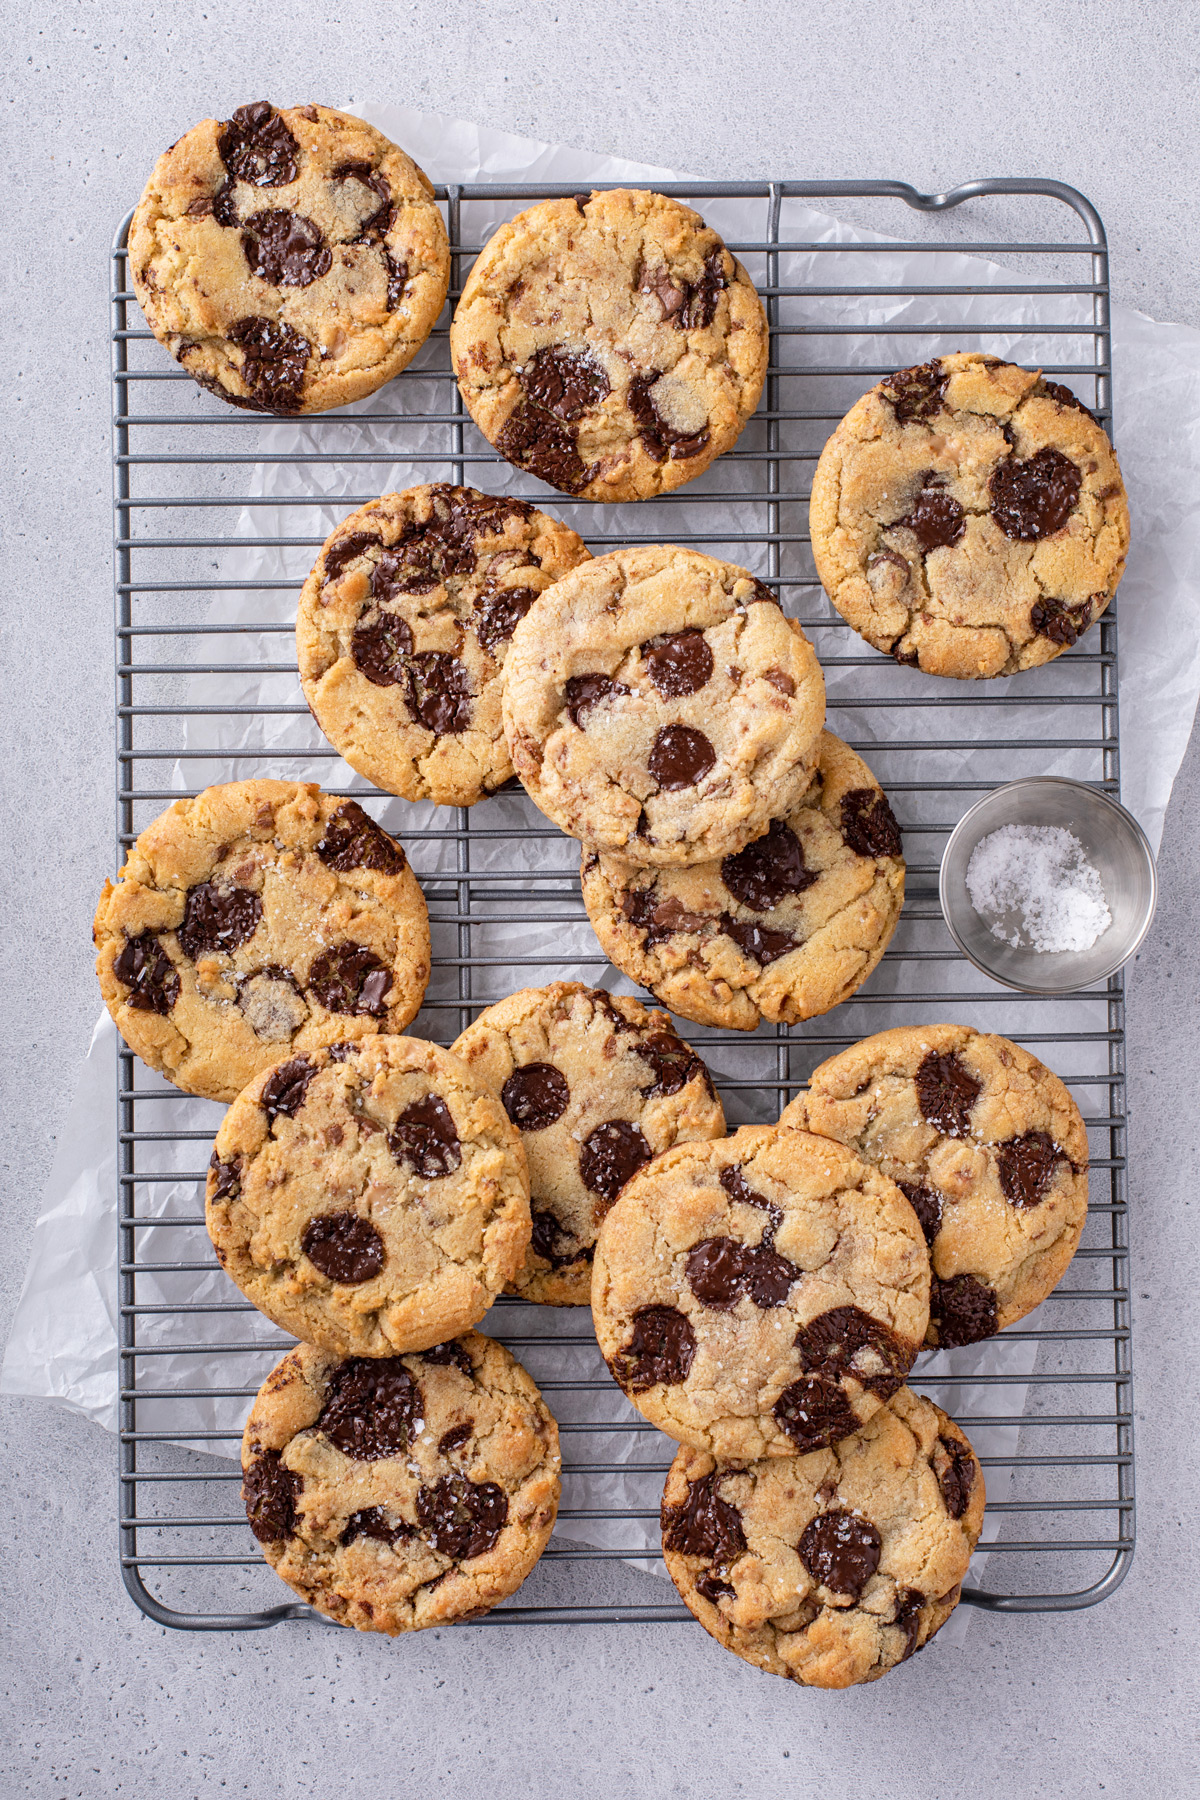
{"left": 2, "top": 3, "right": 1199, "bottom": 1795}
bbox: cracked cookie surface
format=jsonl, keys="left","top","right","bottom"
{"left": 591, "top": 1125, "right": 929, "bottom": 1459}
{"left": 208, "top": 1035, "right": 531, "bottom": 1354}
{"left": 450, "top": 189, "right": 768, "bottom": 502}
{"left": 661, "top": 1386, "right": 984, "bottom": 1688}
{"left": 502, "top": 545, "right": 825, "bottom": 865}
{"left": 94, "top": 782, "right": 430, "bottom": 1103}
{"left": 241, "top": 1332, "right": 560, "bottom": 1632}
{"left": 297, "top": 485, "right": 592, "bottom": 805}
{"left": 781, "top": 1024, "right": 1089, "bottom": 1345}
{"left": 581, "top": 731, "right": 904, "bottom": 1029}
{"left": 452, "top": 984, "right": 725, "bottom": 1305}
{"left": 809, "top": 353, "right": 1130, "bottom": 678}
{"left": 130, "top": 103, "right": 449, "bottom": 414}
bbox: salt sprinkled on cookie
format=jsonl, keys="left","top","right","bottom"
{"left": 966, "top": 823, "right": 1111, "bottom": 953}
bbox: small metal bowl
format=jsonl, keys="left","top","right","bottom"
{"left": 939, "top": 777, "right": 1157, "bottom": 994}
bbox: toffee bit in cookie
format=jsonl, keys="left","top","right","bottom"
{"left": 259, "top": 1056, "right": 316, "bottom": 1123}
{"left": 113, "top": 932, "right": 180, "bottom": 1015}
{"left": 966, "top": 823, "right": 1111, "bottom": 953}
{"left": 177, "top": 881, "right": 262, "bottom": 961}
{"left": 797, "top": 1508, "right": 882, "bottom": 1598}
{"left": 930, "top": 1272, "right": 999, "bottom": 1346}
{"left": 934, "top": 1434, "right": 977, "bottom": 1519}
{"left": 839, "top": 787, "right": 903, "bottom": 861}
{"left": 608, "top": 1305, "right": 696, "bottom": 1392}
{"left": 721, "top": 818, "right": 816, "bottom": 912}
{"left": 316, "top": 1356, "right": 423, "bottom": 1460}
{"left": 579, "top": 1119, "right": 652, "bottom": 1206}
{"left": 389, "top": 1094, "right": 463, "bottom": 1179}
{"left": 996, "top": 1130, "right": 1067, "bottom": 1209}
{"left": 915, "top": 1049, "right": 981, "bottom": 1139}
{"left": 649, "top": 724, "right": 716, "bottom": 791}
{"left": 989, "top": 445, "right": 1082, "bottom": 540}
{"left": 301, "top": 1211, "right": 386, "bottom": 1284}
{"left": 880, "top": 359, "right": 948, "bottom": 424}
{"left": 416, "top": 1474, "right": 509, "bottom": 1561}
{"left": 242, "top": 1449, "right": 302, "bottom": 1543}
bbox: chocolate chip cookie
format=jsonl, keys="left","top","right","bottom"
{"left": 241, "top": 1331, "right": 560, "bottom": 1632}
{"left": 502, "top": 546, "right": 825, "bottom": 866}
{"left": 781, "top": 1024, "right": 1089, "bottom": 1345}
{"left": 94, "top": 783, "right": 430, "bottom": 1103}
{"left": 451, "top": 984, "right": 725, "bottom": 1306}
{"left": 130, "top": 103, "right": 449, "bottom": 414}
{"left": 208, "top": 1035, "right": 531, "bottom": 1354}
{"left": 580, "top": 731, "right": 905, "bottom": 1030}
{"left": 661, "top": 1386, "right": 984, "bottom": 1688}
{"left": 591, "top": 1125, "right": 929, "bottom": 1459}
{"left": 809, "top": 353, "right": 1130, "bottom": 678}
{"left": 450, "top": 188, "right": 768, "bottom": 501}
{"left": 296, "top": 484, "right": 592, "bottom": 806}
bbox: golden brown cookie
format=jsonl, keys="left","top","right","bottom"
{"left": 661, "top": 1387, "right": 984, "bottom": 1688}
{"left": 241, "top": 1333, "right": 560, "bottom": 1633}
{"left": 94, "top": 784, "right": 430, "bottom": 1103}
{"left": 781, "top": 1024, "right": 1089, "bottom": 1345}
{"left": 451, "top": 188, "right": 768, "bottom": 502}
{"left": 591, "top": 1125, "right": 930, "bottom": 1460}
{"left": 452, "top": 984, "right": 725, "bottom": 1305}
{"left": 809, "top": 353, "right": 1130, "bottom": 678}
{"left": 296, "top": 485, "right": 592, "bottom": 806}
{"left": 130, "top": 103, "right": 449, "bottom": 413}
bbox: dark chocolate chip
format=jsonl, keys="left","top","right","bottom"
{"left": 259, "top": 1056, "right": 316, "bottom": 1122}
{"left": 301, "top": 1212, "right": 385, "bottom": 1284}
{"left": 316, "top": 1357, "right": 423, "bottom": 1460}
{"left": 1031, "top": 595, "right": 1094, "bottom": 646}
{"left": 990, "top": 446, "right": 1082, "bottom": 540}
{"left": 627, "top": 374, "right": 709, "bottom": 463}
{"left": 661, "top": 1470, "right": 747, "bottom": 1568}
{"left": 565, "top": 672, "right": 629, "bottom": 726}
{"left": 421, "top": 1340, "right": 474, "bottom": 1375}
{"left": 307, "top": 944, "right": 392, "bottom": 1017}
{"left": 996, "top": 1130, "right": 1065, "bottom": 1208}
{"left": 695, "top": 1571, "right": 736, "bottom": 1602}
{"left": 894, "top": 480, "right": 966, "bottom": 552}
{"left": 1040, "top": 379, "right": 1099, "bottom": 425}
{"left": 416, "top": 1474, "right": 508, "bottom": 1561}
{"left": 686, "top": 1237, "right": 753, "bottom": 1310}
{"left": 679, "top": 247, "right": 729, "bottom": 331}
{"left": 341, "top": 1505, "right": 412, "bottom": 1548}
{"left": 438, "top": 1422, "right": 473, "bottom": 1455}
{"left": 773, "top": 1374, "right": 861, "bottom": 1451}
{"left": 211, "top": 178, "right": 239, "bottom": 227}
{"left": 620, "top": 887, "right": 712, "bottom": 947}
{"left": 642, "top": 629, "right": 715, "bottom": 698}
{"left": 579, "top": 1120, "right": 652, "bottom": 1206}
{"left": 332, "top": 160, "right": 393, "bottom": 242}
{"left": 501, "top": 1062, "right": 570, "bottom": 1131}
{"left": 475, "top": 585, "right": 540, "bottom": 657}
{"left": 719, "top": 1164, "right": 782, "bottom": 1242}
{"left": 881, "top": 359, "right": 948, "bottom": 425}
{"left": 893, "top": 1586, "right": 926, "bottom": 1660}
{"left": 530, "top": 1207, "right": 588, "bottom": 1269}
{"left": 608, "top": 1305, "right": 696, "bottom": 1392}
{"left": 915, "top": 1050, "right": 982, "bottom": 1138}
{"left": 327, "top": 1041, "right": 357, "bottom": 1062}
{"left": 208, "top": 1150, "right": 242, "bottom": 1203}
{"left": 794, "top": 1304, "right": 911, "bottom": 1398}
{"left": 573, "top": 192, "right": 589, "bottom": 214}
{"left": 226, "top": 314, "right": 310, "bottom": 413}
{"left": 840, "top": 788, "right": 903, "bottom": 860}
{"left": 798, "top": 1508, "right": 881, "bottom": 1598}
{"left": 649, "top": 724, "right": 716, "bottom": 791}
{"left": 176, "top": 882, "right": 262, "bottom": 961}
{"left": 218, "top": 103, "right": 299, "bottom": 188}
{"left": 897, "top": 1178, "right": 943, "bottom": 1246}
{"left": 930, "top": 1273, "right": 999, "bottom": 1346}
{"left": 520, "top": 346, "right": 610, "bottom": 421}
{"left": 406, "top": 651, "right": 473, "bottom": 735}
{"left": 638, "top": 262, "right": 686, "bottom": 321}
{"left": 496, "top": 402, "right": 592, "bottom": 494}
{"left": 936, "top": 1434, "right": 977, "bottom": 1519}
{"left": 316, "top": 801, "right": 407, "bottom": 875}
{"left": 721, "top": 819, "right": 816, "bottom": 912}
{"left": 113, "top": 933, "right": 179, "bottom": 1015}
{"left": 720, "top": 914, "right": 798, "bottom": 966}
{"left": 746, "top": 1245, "right": 801, "bottom": 1308}
{"left": 352, "top": 610, "right": 414, "bottom": 685}
{"left": 635, "top": 1033, "right": 709, "bottom": 1098}
{"left": 242, "top": 1449, "right": 301, "bottom": 1542}
{"left": 383, "top": 250, "right": 409, "bottom": 312}
{"left": 388, "top": 1095, "right": 462, "bottom": 1178}
{"left": 241, "top": 209, "right": 331, "bottom": 286}
{"left": 323, "top": 531, "right": 382, "bottom": 583}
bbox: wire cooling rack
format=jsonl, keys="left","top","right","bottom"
{"left": 111, "top": 178, "right": 1133, "bottom": 1631}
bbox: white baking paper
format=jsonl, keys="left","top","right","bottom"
{"left": 9, "top": 105, "right": 1200, "bottom": 1637}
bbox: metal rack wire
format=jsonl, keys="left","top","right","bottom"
{"left": 111, "top": 177, "right": 1133, "bottom": 1631}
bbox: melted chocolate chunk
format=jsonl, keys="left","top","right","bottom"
{"left": 242, "top": 1449, "right": 301, "bottom": 1543}
{"left": 897, "top": 1178, "right": 943, "bottom": 1246}
{"left": 608, "top": 1305, "right": 696, "bottom": 1392}
{"left": 113, "top": 933, "right": 179, "bottom": 1015}
{"left": 996, "top": 1130, "right": 1065, "bottom": 1208}
{"left": 747, "top": 1245, "right": 801, "bottom": 1308}
{"left": 327, "top": 1041, "right": 357, "bottom": 1062}
{"left": 475, "top": 585, "right": 540, "bottom": 657}
{"left": 936, "top": 1435, "right": 977, "bottom": 1519}
{"left": 208, "top": 1150, "right": 242, "bottom": 1203}
{"left": 721, "top": 819, "right": 816, "bottom": 912}
{"left": 895, "top": 481, "right": 966, "bottom": 552}
{"left": 241, "top": 210, "right": 331, "bottom": 287}
{"left": 211, "top": 179, "right": 238, "bottom": 227}
{"left": 636, "top": 1033, "right": 709, "bottom": 1098}
{"left": 520, "top": 346, "right": 610, "bottom": 420}
{"left": 661, "top": 1471, "right": 747, "bottom": 1568}
{"left": 501, "top": 1062, "right": 570, "bottom": 1131}
{"left": 720, "top": 914, "right": 798, "bottom": 966}
{"left": 316, "top": 801, "right": 407, "bottom": 875}
{"left": 406, "top": 651, "right": 473, "bottom": 734}
{"left": 773, "top": 1374, "right": 860, "bottom": 1451}
{"left": 686, "top": 1237, "right": 753, "bottom": 1310}
{"left": 695, "top": 1571, "right": 736, "bottom": 1603}
{"left": 259, "top": 1056, "right": 316, "bottom": 1122}
{"left": 579, "top": 1120, "right": 652, "bottom": 1206}
{"left": 307, "top": 943, "right": 392, "bottom": 1017}
{"left": 421, "top": 1340, "right": 474, "bottom": 1375}
{"left": 893, "top": 1586, "right": 926, "bottom": 1661}
{"left": 990, "top": 446, "right": 1082, "bottom": 540}
{"left": 226, "top": 315, "right": 310, "bottom": 413}
{"left": 437, "top": 1423, "right": 472, "bottom": 1455}
{"left": 317, "top": 1357, "right": 423, "bottom": 1460}
{"left": 218, "top": 103, "right": 299, "bottom": 187}
{"left": 621, "top": 886, "right": 712, "bottom": 947}
{"left": 332, "top": 160, "right": 393, "bottom": 241}
{"left": 341, "top": 1505, "right": 412, "bottom": 1548}
{"left": 565, "top": 672, "right": 629, "bottom": 726}
{"left": 301, "top": 1212, "right": 386, "bottom": 1284}
{"left": 1031, "top": 595, "right": 1094, "bottom": 646}
{"left": 638, "top": 262, "right": 686, "bottom": 321}
{"left": 496, "top": 403, "right": 592, "bottom": 495}
{"left": 793, "top": 1305, "right": 911, "bottom": 1399}
{"left": 679, "top": 248, "right": 729, "bottom": 330}
{"left": 719, "top": 1164, "right": 782, "bottom": 1240}
{"left": 915, "top": 1049, "right": 982, "bottom": 1138}
{"left": 642, "top": 629, "right": 714, "bottom": 698}
{"left": 1040, "top": 379, "right": 1098, "bottom": 425}
{"left": 931, "top": 1273, "right": 999, "bottom": 1346}
{"left": 840, "top": 788, "right": 903, "bottom": 860}
{"left": 627, "top": 375, "right": 709, "bottom": 462}
{"left": 881, "top": 359, "right": 948, "bottom": 424}
{"left": 530, "top": 1208, "right": 587, "bottom": 1269}
{"left": 798, "top": 1508, "right": 882, "bottom": 1597}
{"left": 383, "top": 250, "right": 409, "bottom": 311}
{"left": 416, "top": 1475, "right": 508, "bottom": 1561}
{"left": 389, "top": 1095, "right": 462, "bottom": 1178}
{"left": 649, "top": 724, "right": 716, "bottom": 791}
{"left": 352, "top": 610, "right": 414, "bottom": 685}
{"left": 323, "top": 531, "right": 381, "bottom": 583}
{"left": 176, "top": 882, "right": 262, "bottom": 961}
